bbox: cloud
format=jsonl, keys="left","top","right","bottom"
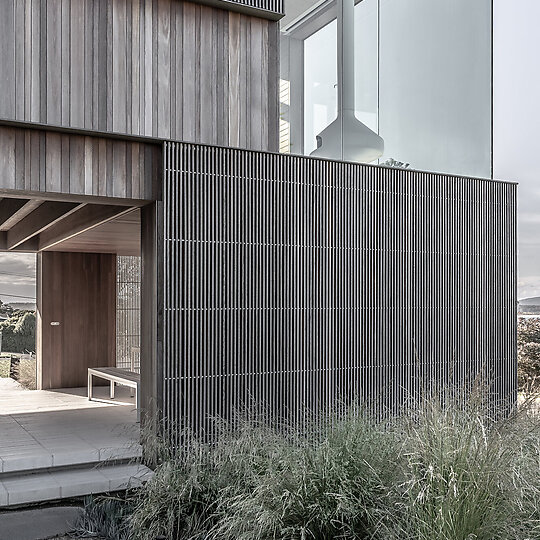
{"left": 0, "top": 253, "right": 36, "bottom": 303}
{"left": 518, "top": 276, "right": 540, "bottom": 300}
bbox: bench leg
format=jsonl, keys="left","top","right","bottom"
{"left": 88, "top": 372, "right": 93, "bottom": 401}
{"left": 110, "top": 380, "right": 115, "bottom": 399}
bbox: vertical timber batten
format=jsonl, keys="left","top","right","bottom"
{"left": 160, "top": 141, "right": 517, "bottom": 444}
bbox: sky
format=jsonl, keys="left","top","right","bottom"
{"left": 0, "top": 252, "right": 36, "bottom": 305}
{"left": 493, "top": 0, "right": 540, "bottom": 300}
{"left": 0, "top": 1, "right": 537, "bottom": 303}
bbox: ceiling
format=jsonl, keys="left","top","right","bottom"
{"left": 0, "top": 197, "right": 141, "bottom": 256}
{"left": 282, "top": 0, "right": 322, "bottom": 26}
{"left": 47, "top": 209, "right": 141, "bottom": 256}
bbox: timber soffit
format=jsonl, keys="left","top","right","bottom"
{"left": 0, "top": 197, "right": 135, "bottom": 254}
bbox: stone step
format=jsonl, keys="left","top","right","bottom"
{"left": 0, "top": 506, "right": 84, "bottom": 540}
{"left": 0, "top": 444, "right": 143, "bottom": 475}
{"left": 0, "top": 462, "right": 153, "bottom": 508}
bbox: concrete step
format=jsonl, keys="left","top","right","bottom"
{"left": 0, "top": 443, "right": 143, "bottom": 475}
{"left": 0, "top": 462, "right": 153, "bottom": 508}
{"left": 0, "top": 506, "right": 84, "bottom": 540}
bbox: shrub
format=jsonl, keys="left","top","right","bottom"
{"left": 388, "top": 400, "right": 519, "bottom": 540}
{"left": 73, "top": 496, "right": 134, "bottom": 540}
{"left": 518, "top": 317, "right": 540, "bottom": 389}
{"left": 82, "top": 394, "right": 540, "bottom": 540}
{"left": 0, "top": 311, "right": 36, "bottom": 353}
{"left": 129, "top": 422, "right": 294, "bottom": 540}
{"left": 208, "top": 412, "right": 400, "bottom": 540}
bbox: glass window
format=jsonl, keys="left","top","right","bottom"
{"left": 379, "top": 0, "right": 492, "bottom": 177}
{"left": 288, "top": 0, "right": 493, "bottom": 178}
{"left": 304, "top": 20, "right": 337, "bottom": 155}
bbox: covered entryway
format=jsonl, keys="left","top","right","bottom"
{"left": 0, "top": 124, "right": 161, "bottom": 508}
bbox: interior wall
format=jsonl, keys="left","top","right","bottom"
{"left": 37, "top": 251, "right": 116, "bottom": 389}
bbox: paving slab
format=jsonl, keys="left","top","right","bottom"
{"left": 0, "top": 380, "right": 140, "bottom": 475}
{"left": 0, "top": 506, "right": 83, "bottom": 540}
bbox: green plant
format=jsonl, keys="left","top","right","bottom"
{"left": 0, "top": 311, "right": 36, "bottom": 353}
{"left": 129, "top": 421, "right": 291, "bottom": 540}
{"left": 388, "top": 399, "right": 516, "bottom": 540}
{"left": 73, "top": 496, "right": 134, "bottom": 540}
{"left": 82, "top": 392, "right": 540, "bottom": 540}
{"left": 382, "top": 157, "right": 410, "bottom": 169}
{"left": 208, "top": 411, "right": 400, "bottom": 540}
{"left": 518, "top": 317, "right": 540, "bottom": 390}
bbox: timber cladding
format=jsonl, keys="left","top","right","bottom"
{"left": 0, "top": 0, "right": 279, "bottom": 151}
{"left": 161, "top": 142, "right": 517, "bottom": 441}
{"left": 0, "top": 125, "right": 160, "bottom": 200}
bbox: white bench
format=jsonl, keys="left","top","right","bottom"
{"left": 88, "top": 367, "right": 141, "bottom": 422}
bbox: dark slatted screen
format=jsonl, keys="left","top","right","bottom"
{"left": 215, "top": 0, "right": 284, "bottom": 17}
{"left": 162, "top": 142, "right": 517, "bottom": 441}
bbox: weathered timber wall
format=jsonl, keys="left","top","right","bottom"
{"left": 0, "top": 0, "right": 279, "bottom": 151}
{"left": 0, "top": 125, "right": 160, "bottom": 199}
{"left": 161, "top": 142, "right": 517, "bottom": 441}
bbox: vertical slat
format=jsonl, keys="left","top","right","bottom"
{"left": 46, "top": 0, "right": 61, "bottom": 124}
{"left": 0, "top": 0, "right": 15, "bottom": 119}
{"left": 70, "top": 0, "right": 85, "bottom": 128}
{"left": 156, "top": 0, "right": 171, "bottom": 139}
{"left": 30, "top": 0, "right": 42, "bottom": 123}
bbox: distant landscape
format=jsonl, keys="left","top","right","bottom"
{"left": 518, "top": 296, "right": 540, "bottom": 315}
{"left": 6, "top": 302, "right": 36, "bottom": 312}
{"left": 0, "top": 300, "right": 36, "bottom": 354}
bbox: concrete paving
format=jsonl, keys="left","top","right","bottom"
{"left": 0, "top": 506, "right": 83, "bottom": 540}
{"left": 0, "top": 378, "right": 139, "bottom": 474}
{"left": 0, "top": 377, "right": 136, "bottom": 414}
{"left": 0, "top": 378, "right": 148, "bottom": 508}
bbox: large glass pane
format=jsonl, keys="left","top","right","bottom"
{"left": 290, "top": 0, "right": 492, "bottom": 176}
{"left": 379, "top": 0, "right": 492, "bottom": 177}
